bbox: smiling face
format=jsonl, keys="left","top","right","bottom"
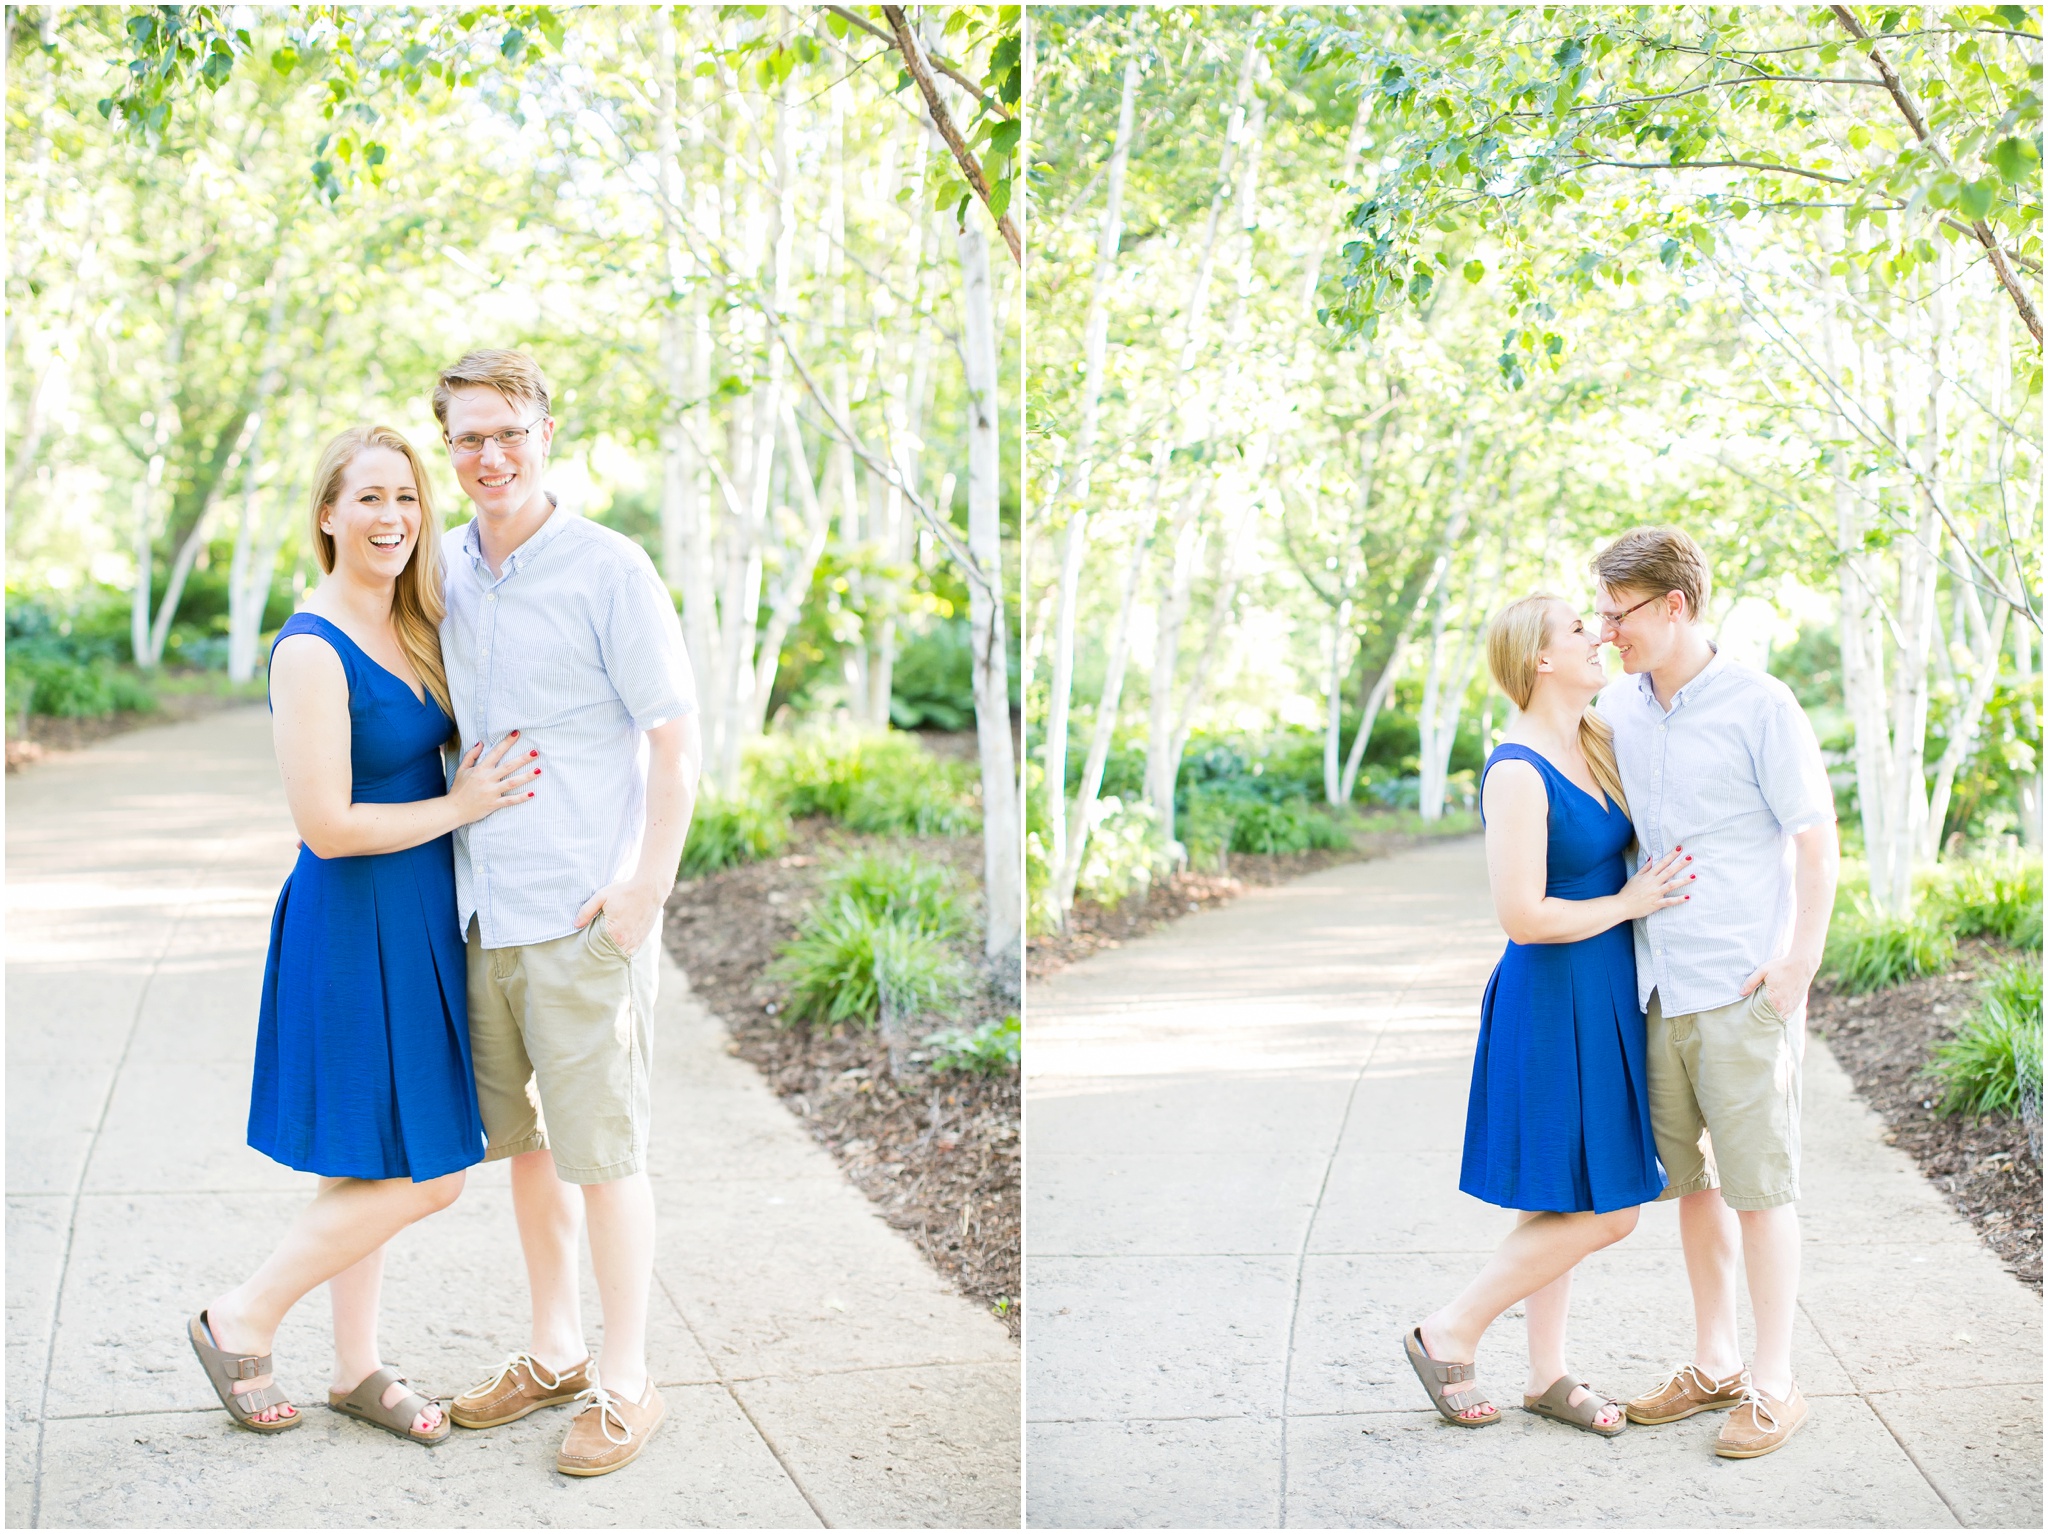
{"left": 318, "top": 446, "right": 421, "bottom": 584}
{"left": 1537, "top": 601, "right": 1611, "bottom": 698}
{"left": 441, "top": 385, "right": 553, "bottom": 520}
{"left": 1594, "top": 584, "right": 1685, "bottom": 674}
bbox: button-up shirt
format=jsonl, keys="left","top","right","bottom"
{"left": 441, "top": 504, "right": 696, "bottom": 949}
{"left": 1598, "top": 646, "right": 1835, "bottom": 1016}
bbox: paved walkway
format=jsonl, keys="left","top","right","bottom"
{"left": 6, "top": 707, "right": 1017, "bottom": 1529}
{"left": 1025, "top": 836, "right": 2041, "bottom": 1528}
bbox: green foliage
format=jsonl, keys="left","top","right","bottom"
{"left": 1075, "top": 797, "right": 1171, "bottom": 908}
{"left": 1929, "top": 856, "right": 2044, "bottom": 948}
{"left": 678, "top": 792, "right": 791, "bottom": 878}
{"left": 818, "top": 850, "right": 968, "bottom": 940}
{"left": 1929, "top": 956, "right": 2043, "bottom": 1118}
{"left": 889, "top": 620, "right": 976, "bottom": 731}
{"left": 924, "top": 1013, "right": 1020, "bottom": 1076}
{"left": 1188, "top": 788, "right": 1355, "bottom": 857}
{"left": 751, "top": 729, "right": 979, "bottom": 837}
{"left": 769, "top": 897, "right": 968, "bottom": 1027}
{"left": 1824, "top": 908, "right": 1959, "bottom": 994}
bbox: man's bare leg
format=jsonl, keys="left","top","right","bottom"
{"left": 1738, "top": 1204, "right": 1801, "bottom": 1398}
{"left": 1677, "top": 1187, "right": 1745, "bottom": 1378}
{"left": 582, "top": 1171, "right": 655, "bottom": 1402}
{"left": 509, "top": 1147, "right": 589, "bottom": 1373}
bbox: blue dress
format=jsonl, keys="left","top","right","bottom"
{"left": 247, "top": 614, "right": 486, "bottom": 1182}
{"left": 1459, "top": 744, "right": 1666, "bottom": 1214}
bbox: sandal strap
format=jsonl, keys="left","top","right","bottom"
{"left": 226, "top": 1353, "right": 272, "bottom": 1381}
{"left": 232, "top": 1380, "right": 293, "bottom": 1415}
{"left": 1435, "top": 1359, "right": 1474, "bottom": 1384}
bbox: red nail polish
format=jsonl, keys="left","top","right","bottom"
{"left": 530, "top": 750, "right": 538, "bottom": 757}
{"left": 511, "top": 730, "right": 520, "bottom": 738}
{"left": 528, "top": 791, "right": 535, "bottom": 798}
{"left": 533, "top": 768, "right": 542, "bottom": 776}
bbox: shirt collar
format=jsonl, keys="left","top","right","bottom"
{"left": 460, "top": 492, "right": 565, "bottom": 577}
{"left": 1634, "top": 641, "right": 1724, "bottom": 711}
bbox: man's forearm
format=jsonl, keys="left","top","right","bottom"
{"left": 1787, "top": 825, "right": 1840, "bottom": 972}
{"left": 631, "top": 727, "right": 700, "bottom": 895}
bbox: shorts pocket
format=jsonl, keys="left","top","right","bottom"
{"left": 585, "top": 914, "right": 630, "bottom": 963}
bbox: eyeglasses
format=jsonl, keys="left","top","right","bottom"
{"left": 444, "top": 414, "right": 548, "bottom": 456}
{"left": 1594, "top": 592, "right": 1666, "bottom": 633}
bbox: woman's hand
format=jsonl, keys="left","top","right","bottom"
{"left": 448, "top": 732, "right": 540, "bottom": 825}
{"left": 1617, "top": 845, "right": 1693, "bottom": 919}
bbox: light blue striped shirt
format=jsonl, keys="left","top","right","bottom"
{"left": 441, "top": 505, "right": 696, "bottom": 950}
{"left": 1598, "top": 647, "right": 1835, "bottom": 1016}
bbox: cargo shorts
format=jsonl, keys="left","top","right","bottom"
{"left": 1646, "top": 986, "right": 1804, "bottom": 1211}
{"left": 465, "top": 912, "right": 660, "bottom": 1185}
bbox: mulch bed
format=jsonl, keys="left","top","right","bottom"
{"left": 1028, "top": 824, "right": 1469, "bottom": 979}
{"left": 662, "top": 820, "right": 1021, "bottom": 1336}
{"left": 6, "top": 690, "right": 259, "bottom": 772}
{"left": 1807, "top": 940, "right": 2041, "bottom": 1291}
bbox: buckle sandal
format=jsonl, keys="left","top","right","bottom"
{"left": 1714, "top": 1379, "right": 1808, "bottom": 1459}
{"left": 450, "top": 1351, "right": 593, "bottom": 1430}
{"left": 1523, "top": 1374, "right": 1627, "bottom": 1437}
{"left": 328, "top": 1366, "right": 451, "bottom": 1446}
{"left": 556, "top": 1381, "right": 667, "bottom": 1477}
{"left": 188, "top": 1310, "right": 302, "bottom": 1433}
{"left": 1403, "top": 1326, "right": 1499, "bottom": 1427}
{"left": 1626, "top": 1361, "right": 1747, "bottom": 1425}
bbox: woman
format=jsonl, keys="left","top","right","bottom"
{"left": 188, "top": 425, "right": 540, "bottom": 1443}
{"left": 1404, "top": 593, "right": 1692, "bottom": 1436}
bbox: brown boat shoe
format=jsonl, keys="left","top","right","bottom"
{"left": 449, "top": 1352, "right": 593, "bottom": 1430}
{"left": 1625, "top": 1361, "right": 1747, "bottom": 1425}
{"left": 1715, "top": 1380, "right": 1809, "bottom": 1459}
{"left": 557, "top": 1380, "right": 666, "bottom": 1477}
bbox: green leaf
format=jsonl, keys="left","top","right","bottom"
{"left": 501, "top": 28, "right": 526, "bottom": 61}
{"left": 1463, "top": 258, "right": 1485, "bottom": 282}
{"left": 1847, "top": 124, "right": 1871, "bottom": 151}
{"left": 1957, "top": 177, "right": 1998, "bottom": 219}
{"left": 1991, "top": 135, "right": 2040, "bottom": 184}
{"left": 989, "top": 119, "right": 1021, "bottom": 158}
{"left": 271, "top": 45, "right": 298, "bottom": 75}
{"left": 1407, "top": 269, "right": 1434, "bottom": 301}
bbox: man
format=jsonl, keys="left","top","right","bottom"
{"left": 432, "top": 349, "right": 700, "bottom": 1477}
{"left": 1592, "top": 527, "right": 1838, "bottom": 1460}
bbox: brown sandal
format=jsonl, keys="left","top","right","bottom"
{"left": 1404, "top": 1326, "right": 1500, "bottom": 1426}
{"left": 329, "top": 1367, "right": 451, "bottom": 1446}
{"left": 188, "top": 1310, "right": 302, "bottom": 1433}
{"left": 1524, "top": 1374, "right": 1628, "bottom": 1437}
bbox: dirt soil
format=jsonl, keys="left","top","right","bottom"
{"left": 1029, "top": 824, "right": 1471, "bottom": 979}
{"left": 6, "top": 689, "right": 260, "bottom": 773}
{"left": 1807, "top": 940, "right": 2041, "bottom": 1291}
{"left": 663, "top": 820, "right": 1020, "bottom": 1335}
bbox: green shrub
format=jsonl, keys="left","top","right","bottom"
{"left": 1823, "top": 912, "right": 1958, "bottom": 995}
{"left": 889, "top": 620, "right": 975, "bottom": 731}
{"left": 1930, "top": 957, "right": 2043, "bottom": 1117}
{"left": 1931, "top": 858, "right": 2044, "bottom": 949}
{"left": 819, "top": 850, "right": 966, "bottom": 939}
{"left": 1077, "top": 796, "right": 1169, "bottom": 908}
{"left": 1227, "top": 797, "right": 1352, "bottom": 855}
{"left": 679, "top": 792, "right": 791, "bottom": 877}
{"left": 750, "top": 728, "right": 978, "bottom": 833}
{"left": 843, "top": 760, "right": 980, "bottom": 837}
{"left": 925, "top": 1014, "right": 1020, "bottom": 1076}
{"left": 6, "top": 657, "right": 158, "bottom": 719}
{"left": 769, "top": 897, "right": 967, "bottom": 1026}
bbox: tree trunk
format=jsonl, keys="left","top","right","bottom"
{"left": 227, "top": 271, "right": 292, "bottom": 683}
{"left": 958, "top": 209, "right": 1021, "bottom": 976}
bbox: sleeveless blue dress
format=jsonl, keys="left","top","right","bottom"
{"left": 1460, "top": 744, "right": 1666, "bottom": 1214}
{"left": 247, "top": 614, "right": 486, "bottom": 1182}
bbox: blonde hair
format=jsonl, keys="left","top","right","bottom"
{"left": 432, "top": 348, "right": 551, "bottom": 427}
{"left": 1486, "top": 592, "right": 1629, "bottom": 818}
{"left": 308, "top": 425, "right": 454, "bottom": 726}
{"left": 1592, "top": 526, "right": 1712, "bottom": 622}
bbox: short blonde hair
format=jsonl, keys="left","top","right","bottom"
{"left": 1592, "top": 526, "right": 1711, "bottom": 622}
{"left": 1485, "top": 592, "right": 1629, "bottom": 818}
{"left": 432, "top": 348, "right": 551, "bottom": 427}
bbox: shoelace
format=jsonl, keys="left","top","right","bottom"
{"left": 574, "top": 1384, "right": 634, "bottom": 1446}
{"left": 471, "top": 1351, "right": 565, "bottom": 1398}
{"left": 1732, "top": 1376, "right": 1780, "bottom": 1433}
{"left": 1651, "top": 1360, "right": 1737, "bottom": 1401}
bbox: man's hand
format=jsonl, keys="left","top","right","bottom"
{"left": 1739, "top": 955, "right": 1817, "bottom": 1018}
{"left": 574, "top": 876, "right": 667, "bottom": 958}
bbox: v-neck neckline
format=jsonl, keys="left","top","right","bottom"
{"left": 304, "top": 613, "right": 429, "bottom": 707}
{"left": 1499, "top": 742, "right": 1614, "bottom": 816}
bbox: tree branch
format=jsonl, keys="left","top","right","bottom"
{"left": 1829, "top": 3, "right": 2042, "bottom": 345}
{"left": 880, "top": 5, "right": 1021, "bottom": 265}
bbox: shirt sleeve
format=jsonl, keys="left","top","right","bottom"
{"left": 597, "top": 555, "right": 698, "bottom": 732}
{"left": 1756, "top": 692, "right": 1835, "bottom": 836}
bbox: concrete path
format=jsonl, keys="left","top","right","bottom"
{"left": 6, "top": 707, "right": 1017, "bottom": 1529}
{"left": 1025, "top": 836, "right": 2041, "bottom": 1529}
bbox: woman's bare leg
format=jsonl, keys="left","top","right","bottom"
{"left": 327, "top": 1245, "right": 443, "bottom": 1433}
{"left": 1521, "top": 1258, "right": 1622, "bottom": 1426}
{"left": 1419, "top": 1207, "right": 1639, "bottom": 1422}
{"left": 204, "top": 1172, "right": 465, "bottom": 1424}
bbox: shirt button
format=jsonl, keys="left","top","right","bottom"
{"left": 487, "top": 593, "right": 497, "bottom": 603}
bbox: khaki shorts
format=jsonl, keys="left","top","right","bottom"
{"left": 465, "top": 913, "right": 660, "bottom": 1185}
{"left": 1647, "top": 987, "right": 1804, "bottom": 1211}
